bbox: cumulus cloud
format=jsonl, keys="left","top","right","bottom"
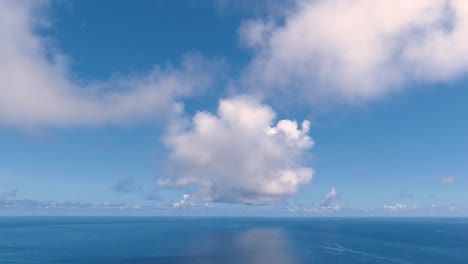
{"left": 439, "top": 176, "right": 456, "bottom": 185}
{"left": 384, "top": 203, "right": 417, "bottom": 212}
{"left": 0, "top": 1, "right": 215, "bottom": 128}
{"left": 241, "top": 0, "right": 468, "bottom": 104}
{"left": 172, "top": 194, "right": 193, "bottom": 209}
{"left": 161, "top": 95, "right": 314, "bottom": 205}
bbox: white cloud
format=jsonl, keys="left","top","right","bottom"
{"left": 289, "top": 187, "right": 340, "bottom": 213}
{"left": 439, "top": 176, "right": 456, "bottom": 185}
{"left": 319, "top": 187, "right": 338, "bottom": 207}
{"left": 161, "top": 95, "right": 314, "bottom": 205}
{"left": 384, "top": 203, "right": 417, "bottom": 212}
{"left": 0, "top": 1, "right": 214, "bottom": 128}
{"left": 172, "top": 194, "right": 193, "bottom": 209}
{"left": 241, "top": 0, "right": 468, "bottom": 104}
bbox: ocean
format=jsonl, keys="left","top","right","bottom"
{"left": 0, "top": 217, "right": 466, "bottom": 264}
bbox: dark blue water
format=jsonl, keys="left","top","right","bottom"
{"left": 0, "top": 217, "right": 467, "bottom": 264}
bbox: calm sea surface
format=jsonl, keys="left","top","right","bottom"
{"left": 0, "top": 217, "right": 467, "bottom": 264}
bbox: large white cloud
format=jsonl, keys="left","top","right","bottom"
{"left": 0, "top": 1, "right": 214, "bottom": 128}
{"left": 241, "top": 0, "right": 468, "bottom": 104}
{"left": 161, "top": 96, "right": 314, "bottom": 205}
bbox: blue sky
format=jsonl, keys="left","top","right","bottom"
{"left": 0, "top": 0, "right": 467, "bottom": 216}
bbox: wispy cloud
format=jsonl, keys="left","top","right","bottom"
{"left": 384, "top": 203, "right": 417, "bottom": 212}
{"left": 438, "top": 176, "right": 456, "bottom": 185}
{"left": 0, "top": 188, "right": 18, "bottom": 200}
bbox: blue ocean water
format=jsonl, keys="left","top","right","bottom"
{"left": 0, "top": 217, "right": 467, "bottom": 264}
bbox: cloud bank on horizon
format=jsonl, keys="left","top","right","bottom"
{"left": 0, "top": 0, "right": 467, "bottom": 209}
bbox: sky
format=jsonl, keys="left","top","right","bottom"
{"left": 0, "top": 0, "right": 467, "bottom": 216}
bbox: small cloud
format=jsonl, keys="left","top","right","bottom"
{"left": 319, "top": 187, "right": 338, "bottom": 207}
{"left": 289, "top": 187, "right": 340, "bottom": 213}
{"left": 204, "top": 203, "right": 214, "bottom": 209}
{"left": 171, "top": 194, "right": 214, "bottom": 210}
{"left": 113, "top": 177, "right": 136, "bottom": 194}
{"left": 172, "top": 194, "right": 193, "bottom": 209}
{"left": 384, "top": 203, "right": 417, "bottom": 212}
{"left": 439, "top": 176, "right": 456, "bottom": 185}
{"left": 146, "top": 193, "right": 163, "bottom": 201}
